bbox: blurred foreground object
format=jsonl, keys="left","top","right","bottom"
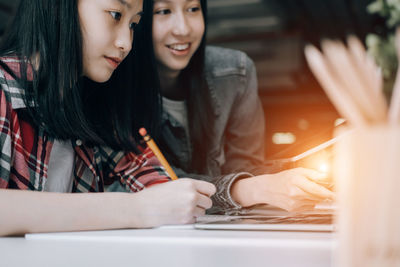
{"left": 334, "top": 126, "right": 400, "bottom": 267}
{"left": 305, "top": 23, "right": 400, "bottom": 267}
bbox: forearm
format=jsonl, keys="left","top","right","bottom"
{"left": 0, "top": 189, "right": 140, "bottom": 236}
{"left": 230, "top": 176, "right": 261, "bottom": 207}
{"left": 0, "top": 178, "right": 218, "bottom": 236}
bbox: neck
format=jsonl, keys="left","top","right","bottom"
{"left": 158, "top": 68, "right": 185, "bottom": 100}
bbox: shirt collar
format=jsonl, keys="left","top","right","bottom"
{"left": 0, "top": 57, "right": 35, "bottom": 110}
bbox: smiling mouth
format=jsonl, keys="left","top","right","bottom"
{"left": 166, "top": 43, "right": 191, "bottom": 51}
{"left": 105, "top": 56, "right": 122, "bottom": 69}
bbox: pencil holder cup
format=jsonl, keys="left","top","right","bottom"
{"left": 333, "top": 126, "right": 400, "bottom": 267}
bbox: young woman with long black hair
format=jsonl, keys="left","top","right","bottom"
{"left": 0, "top": 0, "right": 215, "bottom": 236}
{"left": 145, "top": 0, "right": 334, "bottom": 213}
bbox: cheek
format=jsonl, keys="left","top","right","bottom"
{"left": 193, "top": 20, "right": 205, "bottom": 41}
{"left": 86, "top": 29, "right": 110, "bottom": 48}
{"left": 81, "top": 15, "right": 111, "bottom": 52}
{"left": 152, "top": 24, "right": 167, "bottom": 46}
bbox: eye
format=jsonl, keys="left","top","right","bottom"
{"left": 154, "top": 9, "right": 171, "bottom": 15}
{"left": 110, "top": 11, "right": 122, "bottom": 21}
{"left": 188, "top": 7, "right": 201, "bottom": 12}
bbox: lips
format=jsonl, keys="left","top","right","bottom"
{"left": 166, "top": 43, "right": 191, "bottom": 57}
{"left": 166, "top": 43, "right": 191, "bottom": 56}
{"left": 167, "top": 43, "right": 190, "bottom": 50}
{"left": 105, "top": 56, "right": 122, "bottom": 69}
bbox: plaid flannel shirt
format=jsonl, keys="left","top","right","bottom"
{"left": 0, "top": 56, "right": 170, "bottom": 192}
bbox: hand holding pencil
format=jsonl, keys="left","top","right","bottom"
{"left": 138, "top": 128, "right": 217, "bottom": 226}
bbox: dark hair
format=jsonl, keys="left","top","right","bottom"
{"left": 144, "top": 0, "right": 214, "bottom": 173}
{"left": 182, "top": 0, "right": 214, "bottom": 173}
{"left": 0, "top": 0, "right": 161, "bottom": 152}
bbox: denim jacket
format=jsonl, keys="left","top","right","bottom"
{"left": 160, "top": 46, "right": 270, "bottom": 214}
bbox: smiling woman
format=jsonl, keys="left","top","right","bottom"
{"left": 0, "top": 0, "right": 216, "bottom": 236}
{"left": 140, "top": 0, "right": 335, "bottom": 213}
{"left": 152, "top": 0, "right": 205, "bottom": 77}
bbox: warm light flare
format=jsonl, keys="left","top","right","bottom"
{"left": 318, "top": 162, "right": 329, "bottom": 174}
{"left": 272, "top": 132, "right": 296, "bottom": 145}
{"left": 298, "top": 153, "right": 331, "bottom": 178}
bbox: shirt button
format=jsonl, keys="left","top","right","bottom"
{"left": 76, "top": 139, "right": 82, "bottom": 146}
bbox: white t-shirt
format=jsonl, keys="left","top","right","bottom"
{"left": 44, "top": 140, "right": 75, "bottom": 193}
{"left": 162, "top": 97, "right": 190, "bottom": 139}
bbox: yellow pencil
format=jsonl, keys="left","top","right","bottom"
{"left": 139, "top": 128, "right": 178, "bottom": 180}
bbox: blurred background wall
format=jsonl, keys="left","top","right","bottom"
{"left": 206, "top": 0, "right": 378, "bottom": 159}
{"left": 0, "top": 0, "right": 380, "bottom": 159}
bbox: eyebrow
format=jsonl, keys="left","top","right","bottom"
{"left": 115, "top": 0, "right": 131, "bottom": 8}
{"left": 114, "top": 0, "right": 143, "bottom": 15}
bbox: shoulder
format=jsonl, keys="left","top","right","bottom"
{"left": 204, "top": 46, "right": 255, "bottom": 78}
{"left": 203, "top": 47, "right": 258, "bottom": 116}
{"left": 0, "top": 56, "right": 28, "bottom": 109}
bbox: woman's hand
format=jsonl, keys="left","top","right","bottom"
{"left": 132, "top": 178, "right": 216, "bottom": 227}
{"left": 231, "top": 168, "right": 334, "bottom": 212}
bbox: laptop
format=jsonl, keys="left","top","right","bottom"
{"left": 195, "top": 203, "right": 335, "bottom": 232}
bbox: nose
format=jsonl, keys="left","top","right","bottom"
{"left": 114, "top": 26, "right": 133, "bottom": 54}
{"left": 171, "top": 12, "right": 190, "bottom": 36}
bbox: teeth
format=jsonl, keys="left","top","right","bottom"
{"left": 169, "top": 43, "right": 189, "bottom": 51}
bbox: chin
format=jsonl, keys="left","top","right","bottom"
{"left": 170, "top": 62, "right": 190, "bottom": 72}
{"left": 86, "top": 71, "right": 113, "bottom": 83}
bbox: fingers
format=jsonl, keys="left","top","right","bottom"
{"left": 287, "top": 185, "right": 321, "bottom": 201}
{"left": 180, "top": 207, "right": 206, "bottom": 224}
{"left": 196, "top": 180, "right": 217, "bottom": 197}
{"left": 171, "top": 178, "right": 215, "bottom": 208}
{"left": 252, "top": 169, "right": 335, "bottom": 212}
{"left": 193, "top": 206, "right": 206, "bottom": 217}
{"left": 270, "top": 191, "right": 317, "bottom": 212}
{"left": 179, "top": 178, "right": 216, "bottom": 197}
{"left": 287, "top": 202, "right": 317, "bottom": 212}
{"left": 179, "top": 194, "right": 209, "bottom": 224}
{"left": 293, "top": 167, "right": 328, "bottom": 182}
{"left": 283, "top": 198, "right": 318, "bottom": 212}
{"left": 139, "top": 179, "right": 215, "bottom": 227}
{"left": 196, "top": 193, "right": 213, "bottom": 210}
{"left": 293, "top": 175, "right": 335, "bottom": 200}
{"left": 291, "top": 167, "right": 334, "bottom": 190}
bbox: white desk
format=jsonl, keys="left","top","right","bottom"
{"left": 0, "top": 228, "right": 335, "bottom": 267}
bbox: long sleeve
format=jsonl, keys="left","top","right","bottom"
{"left": 0, "top": 62, "right": 53, "bottom": 191}
{"left": 92, "top": 146, "right": 171, "bottom": 193}
{"left": 0, "top": 86, "right": 14, "bottom": 188}
{"left": 220, "top": 55, "right": 270, "bottom": 176}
